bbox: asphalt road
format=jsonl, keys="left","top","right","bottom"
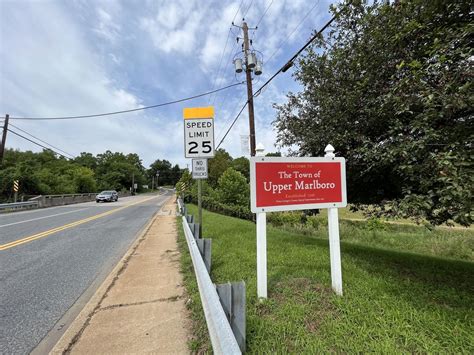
{"left": 0, "top": 191, "right": 173, "bottom": 354}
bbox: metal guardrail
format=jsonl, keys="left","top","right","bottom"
{"left": 177, "top": 198, "right": 184, "bottom": 214}
{"left": 0, "top": 201, "right": 39, "bottom": 212}
{"left": 182, "top": 216, "right": 241, "bottom": 355}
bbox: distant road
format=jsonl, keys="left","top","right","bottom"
{"left": 0, "top": 191, "right": 173, "bottom": 354}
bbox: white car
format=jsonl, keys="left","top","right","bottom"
{"left": 96, "top": 190, "right": 118, "bottom": 202}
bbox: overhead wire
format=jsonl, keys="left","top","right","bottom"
{"left": 242, "top": 0, "right": 254, "bottom": 19}
{"left": 8, "top": 82, "right": 244, "bottom": 120}
{"left": 216, "top": 90, "right": 247, "bottom": 141}
{"left": 255, "top": 0, "right": 274, "bottom": 29}
{"left": 8, "top": 123, "right": 75, "bottom": 158}
{"left": 7, "top": 129, "right": 71, "bottom": 159}
{"left": 265, "top": 0, "right": 321, "bottom": 65}
{"left": 232, "top": 0, "right": 246, "bottom": 23}
{"left": 216, "top": 1, "right": 349, "bottom": 149}
{"left": 216, "top": 100, "right": 249, "bottom": 149}
{"left": 208, "top": 28, "right": 233, "bottom": 104}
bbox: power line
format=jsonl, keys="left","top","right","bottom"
{"left": 217, "top": 2, "right": 348, "bottom": 148}
{"left": 8, "top": 82, "right": 244, "bottom": 120}
{"left": 242, "top": 0, "right": 254, "bottom": 19}
{"left": 216, "top": 90, "right": 247, "bottom": 140}
{"left": 232, "top": 0, "right": 246, "bottom": 23}
{"left": 255, "top": 3, "right": 344, "bottom": 97}
{"left": 209, "top": 28, "right": 233, "bottom": 104}
{"left": 255, "top": 0, "right": 274, "bottom": 28}
{"left": 266, "top": 0, "right": 321, "bottom": 65}
{"left": 9, "top": 123, "right": 75, "bottom": 158}
{"left": 216, "top": 100, "right": 249, "bottom": 149}
{"left": 7, "top": 129, "right": 71, "bottom": 159}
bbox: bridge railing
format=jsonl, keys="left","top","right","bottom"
{"left": 0, "top": 201, "right": 39, "bottom": 212}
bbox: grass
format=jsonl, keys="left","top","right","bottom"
{"left": 177, "top": 205, "right": 474, "bottom": 353}
{"left": 271, "top": 211, "right": 474, "bottom": 262}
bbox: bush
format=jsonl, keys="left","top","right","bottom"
{"left": 201, "top": 196, "right": 253, "bottom": 221}
{"left": 267, "top": 211, "right": 305, "bottom": 227}
{"left": 365, "top": 217, "right": 387, "bottom": 231}
{"left": 305, "top": 215, "right": 327, "bottom": 229}
{"left": 216, "top": 167, "right": 249, "bottom": 206}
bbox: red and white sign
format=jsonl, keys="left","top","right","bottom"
{"left": 250, "top": 157, "right": 347, "bottom": 213}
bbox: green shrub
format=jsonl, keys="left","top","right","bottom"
{"left": 305, "top": 215, "right": 327, "bottom": 229}
{"left": 267, "top": 211, "right": 304, "bottom": 227}
{"left": 216, "top": 167, "right": 249, "bottom": 206}
{"left": 365, "top": 217, "right": 387, "bottom": 231}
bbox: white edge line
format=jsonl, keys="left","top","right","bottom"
{"left": 0, "top": 208, "right": 89, "bottom": 228}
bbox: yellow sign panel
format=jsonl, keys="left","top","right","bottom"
{"left": 183, "top": 106, "right": 214, "bottom": 120}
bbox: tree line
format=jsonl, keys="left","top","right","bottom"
{"left": 0, "top": 148, "right": 183, "bottom": 202}
{"left": 274, "top": 0, "right": 472, "bottom": 226}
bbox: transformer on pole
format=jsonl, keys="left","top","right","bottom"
{"left": 232, "top": 21, "right": 263, "bottom": 156}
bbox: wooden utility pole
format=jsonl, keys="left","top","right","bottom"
{"left": 132, "top": 172, "right": 135, "bottom": 195}
{"left": 242, "top": 22, "right": 256, "bottom": 156}
{"left": 0, "top": 114, "right": 9, "bottom": 165}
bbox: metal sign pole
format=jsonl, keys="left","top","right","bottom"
{"left": 198, "top": 178, "right": 202, "bottom": 238}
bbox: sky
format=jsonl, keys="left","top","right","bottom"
{"left": 0, "top": 0, "right": 339, "bottom": 169}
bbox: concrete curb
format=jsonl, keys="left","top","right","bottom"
{"left": 49, "top": 196, "right": 176, "bottom": 354}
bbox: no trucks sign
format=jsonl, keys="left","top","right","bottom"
{"left": 250, "top": 157, "right": 347, "bottom": 213}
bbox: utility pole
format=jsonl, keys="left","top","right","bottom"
{"left": 132, "top": 172, "right": 135, "bottom": 195}
{"left": 233, "top": 22, "right": 262, "bottom": 156}
{"left": 242, "top": 22, "right": 256, "bottom": 156}
{"left": 0, "top": 114, "right": 9, "bottom": 165}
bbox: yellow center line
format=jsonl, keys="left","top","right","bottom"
{"left": 0, "top": 196, "right": 159, "bottom": 251}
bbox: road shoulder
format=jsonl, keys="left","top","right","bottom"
{"left": 49, "top": 197, "right": 191, "bottom": 354}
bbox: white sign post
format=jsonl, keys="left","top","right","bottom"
{"left": 250, "top": 144, "right": 346, "bottom": 298}
{"left": 324, "top": 144, "right": 343, "bottom": 295}
{"left": 255, "top": 144, "right": 267, "bottom": 299}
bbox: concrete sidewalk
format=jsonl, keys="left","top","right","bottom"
{"left": 51, "top": 197, "right": 191, "bottom": 354}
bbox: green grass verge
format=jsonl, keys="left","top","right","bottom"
{"left": 176, "top": 217, "right": 212, "bottom": 353}
{"left": 177, "top": 205, "right": 474, "bottom": 353}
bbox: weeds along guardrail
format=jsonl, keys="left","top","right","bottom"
{"left": 178, "top": 198, "right": 245, "bottom": 354}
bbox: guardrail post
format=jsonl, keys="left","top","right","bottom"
{"left": 186, "top": 214, "right": 194, "bottom": 224}
{"left": 196, "top": 238, "right": 211, "bottom": 272}
{"left": 182, "top": 217, "right": 242, "bottom": 354}
{"left": 188, "top": 222, "right": 201, "bottom": 239}
{"left": 216, "top": 281, "right": 246, "bottom": 353}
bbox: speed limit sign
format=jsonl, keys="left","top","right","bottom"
{"left": 183, "top": 106, "right": 215, "bottom": 158}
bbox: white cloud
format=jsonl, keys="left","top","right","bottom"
{"left": 1, "top": 0, "right": 337, "bottom": 168}
{"left": 0, "top": 1, "right": 175, "bottom": 166}
{"left": 94, "top": 7, "right": 121, "bottom": 43}
{"left": 139, "top": 0, "right": 204, "bottom": 54}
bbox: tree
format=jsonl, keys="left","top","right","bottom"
{"left": 73, "top": 166, "right": 97, "bottom": 192}
{"left": 208, "top": 149, "right": 232, "bottom": 187}
{"left": 176, "top": 169, "right": 193, "bottom": 201}
{"left": 231, "top": 157, "right": 250, "bottom": 181}
{"left": 0, "top": 148, "right": 183, "bottom": 200}
{"left": 73, "top": 152, "right": 97, "bottom": 171}
{"left": 274, "top": 1, "right": 473, "bottom": 226}
{"left": 96, "top": 151, "right": 146, "bottom": 192}
{"left": 148, "top": 159, "right": 177, "bottom": 186}
{"left": 216, "top": 167, "right": 249, "bottom": 207}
